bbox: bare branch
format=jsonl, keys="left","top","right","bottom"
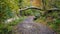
{"left": 19, "top": 6, "right": 43, "bottom": 11}
{"left": 47, "top": 8, "right": 60, "bottom": 11}
{"left": 19, "top": 6, "right": 60, "bottom": 12}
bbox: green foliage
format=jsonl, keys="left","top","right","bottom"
{"left": 20, "top": 0, "right": 31, "bottom": 8}
{"left": 0, "top": 0, "right": 19, "bottom": 34}
{"left": 0, "top": 16, "right": 26, "bottom": 34}
{"left": 0, "top": 1, "right": 13, "bottom": 22}
{"left": 44, "top": 0, "right": 60, "bottom": 9}
{"left": 20, "top": 9, "right": 41, "bottom": 17}
{"left": 0, "top": 0, "right": 19, "bottom": 22}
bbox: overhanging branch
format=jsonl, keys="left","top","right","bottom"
{"left": 19, "top": 6, "right": 43, "bottom": 11}
{"left": 19, "top": 6, "right": 60, "bottom": 12}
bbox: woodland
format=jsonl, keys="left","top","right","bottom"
{"left": 0, "top": 0, "right": 60, "bottom": 34}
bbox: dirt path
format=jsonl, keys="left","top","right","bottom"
{"left": 12, "top": 16, "right": 56, "bottom": 34}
